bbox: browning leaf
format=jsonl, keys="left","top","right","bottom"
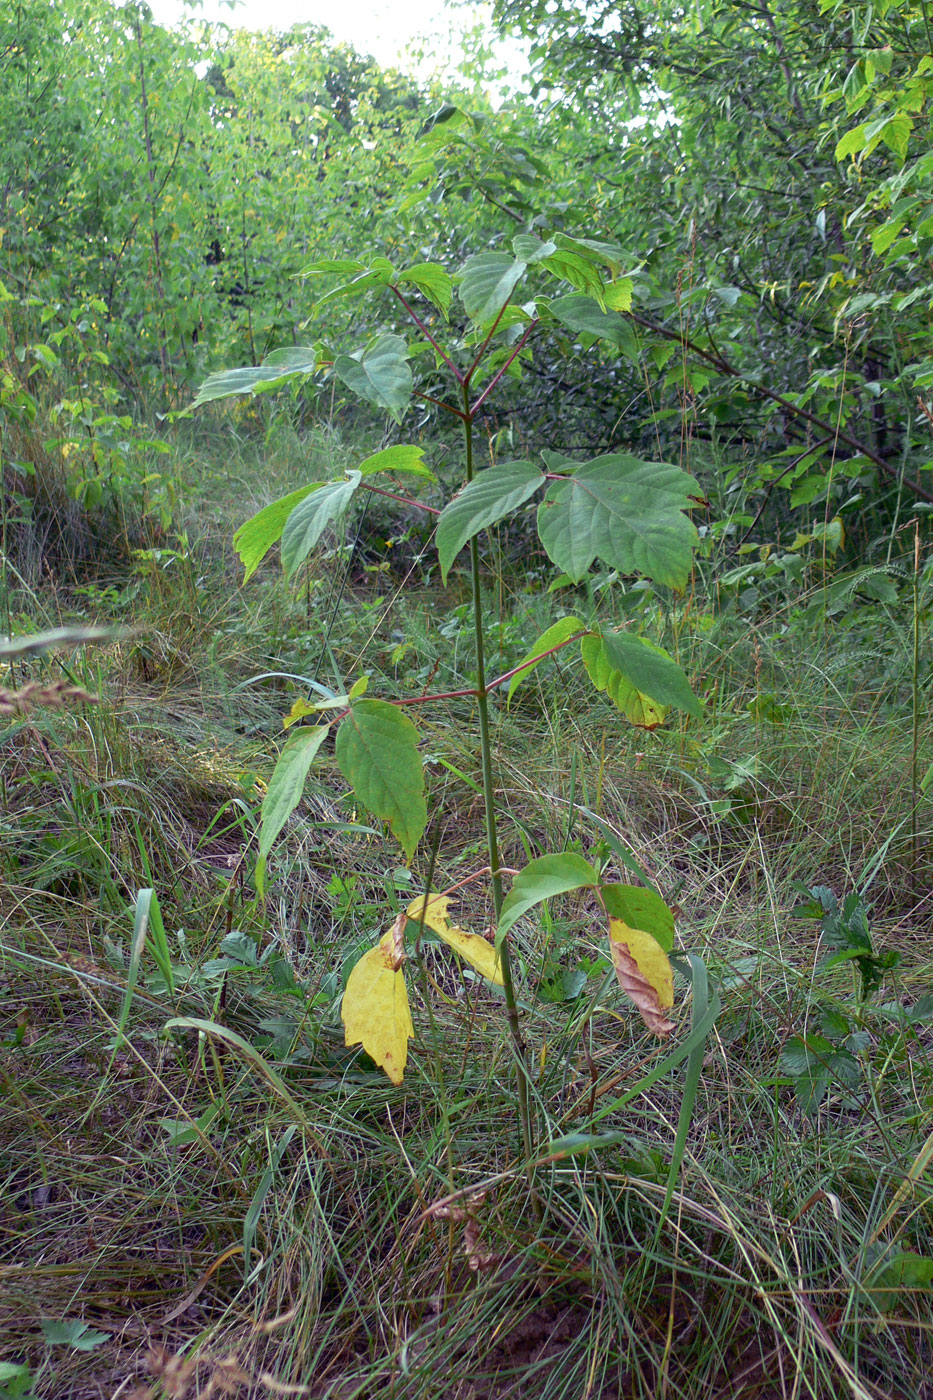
{"left": 608, "top": 917, "right": 676, "bottom": 1037}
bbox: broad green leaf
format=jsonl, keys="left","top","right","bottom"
{"left": 315, "top": 257, "right": 395, "bottom": 308}
{"left": 536, "top": 454, "right": 699, "bottom": 590}
{"left": 598, "top": 630, "right": 703, "bottom": 719}
{"left": 497, "top": 852, "right": 596, "bottom": 943}
{"left": 581, "top": 633, "right": 668, "bottom": 728}
{"left": 604, "top": 279, "right": 634, "bottom": 312}
{"left": 436, "top": 460, "right": 543, "bottom": 582}
{"left": 512, "top": 234, "right": 557, "bottom": 263}
{"left": 880, "top": 113, "right": 913, "bottom": 159}
{"left": 342, "top": 931, "right": 413, "bottom": 1084}
{"left": 300, "top": 257, "right": 367, "bottom": 278}
{"left": 335, "top": 699, "right": 426, "bottom": 858}
{"left": 281, "top": 471, "right": 361, "bottom": 579}
{"left": 397, "top": 262, "right": 453, "bottom": 317}
{"left": 600, "top": 884, "right": 674, "bottom": 951}
{"left": 549, "top": 294, "right": 639, "bottom": 358}
{"left": 507, "top": 616, "right": 585, "bottom": 704}
{"left": 357, "top": 444, "right": 435, "bottom": 480}
{"left": 406, "top": 893, "right": 502, "bottom": 983}
{"left": 191, "top": 347, "right": 318, "bottom": 408}
{"left": 333, "top": 334, "right": 412, "bottom": 422}
{"left": 233, "top": 484, "right": 318, "bottom": 582}
{"left": 608, "top": 918, "right": 675, "bottom": 1036}
{"left": 541, "top": 251, "right": 606, "bottom": 302}
{"left": 459, "top": 252, "right": 527, "bottom": 323}
{"left": 554, "top": 233, "right": 628, "bottom": 276}
{"left": 867, "top": 1252, "right": 933, "bottom": 1311}
{"left": 835, "top": 124, "right": 867, "bottom": 160}
{"left": 259, "top": 725, "right": 330, "bottom": 862}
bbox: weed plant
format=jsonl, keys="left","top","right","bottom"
{"left": 1, "top": 403, "right": 932, "bottom": 1399}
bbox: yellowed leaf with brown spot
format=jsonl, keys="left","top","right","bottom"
{"left": 406, "top": 893, "right": 503, "bottom": 984}
{"left": 342, "top": 931, "right": 413, "bottom": 1083}
{"left": 608, "top": 917, "right": 675, "bottom": 1037}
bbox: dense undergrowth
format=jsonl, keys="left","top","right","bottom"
{"left": 1, "top": 405, "right": 931, "bottom": 1400}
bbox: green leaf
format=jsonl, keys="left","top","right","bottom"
{"left": 300, "top": 257, "right": 366, "bottom": 278}
{"left": 397, "top": 262, "right": 453, "bottom": 317}
{"left": 600, "top": 884, "right": 675, "bottom": 951}
{"left": 436, "top": 460, "right": 543, "bottom": 582}
{"left": 868, "top": 1252, "right": 933, "bottom": 1311}
{"left": 541, "top": 251, "right": 606, "bottom": 302}
{"left": 549, "top": 294, "right": 639, "bottom": 359}
{"left": 335, "top": 699, "right": 427, "bottom": 858}
{"left": 512, "top": 234, "right": 557, "bottom": 263}
{"left": 581, "top": 633, "right": 668, "bottom": 728}
{"left": 357, "top": 445, "right": 435, "bottom": 480}
{"left": 233, "top": 484, "right": 318, "bottom": 583}
{"left": 553, "top": 233, "right": 628, "bottom": 276}
{"left": 259, "top": 725, "right": 331, "bottom": 863}
{"left": 281, "top": 471, "right": 361, "bottom": 579}
{"left": 497, "top": 853, "right": 596, "bottom": 943}
{"left": 835, "top": 124, "right": 867, "bottom": 160}
{"left": 333, "top": 334, "right": 412, "bottom": 422}
{"left": 599, "top": 630, "right": 703, "bottom": 719}
{"left": 507, "top": 616, "right": 584, "bottom": 704}
{"left": 536, "top": 454, "right": 699, "bottom": 589}
{"left": 191, "top": 347, "right": 318, "bottom": 409}
{"left": 459, "top": 252, "right": 527, "bottom": 323}
{"left": 315, "top": 257, "right": 395, "bottom": 308}
{"left": 41, "top": 1320, "right": 110, "bottom": 1352}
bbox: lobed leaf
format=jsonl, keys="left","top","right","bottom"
{"left": 341, "top": 933, "right": 414, "bottom": 1085}
{"left": 335, "top": 699, "right": 427, "bottom": 858}
{"left": 436, "top": 460, "right": 543, "bottom": 582}
{"left": 536, "top": 454, "right": 699, "bottom": 590}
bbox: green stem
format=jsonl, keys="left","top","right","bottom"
{"left": 462, "top": 382, "right": 535, "bottom": 1165}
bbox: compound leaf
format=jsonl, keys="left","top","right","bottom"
{"left": 536, "top": 454, "right": 699, "bottom": 590}
{"left": 436, "top": 460, "right": 543, "bottom": 582}
{"left": 335, "top": 699, "right": 426, "bottom": 858}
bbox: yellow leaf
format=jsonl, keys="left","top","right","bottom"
{"left": 608, "top": 918, "right": 675, "bottom": 1037}
{"left": 406, "top": 893, "right": 503, "bottom": 985}
{"left": 342, "top": 931, "right": 413, "bottom": 1084}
